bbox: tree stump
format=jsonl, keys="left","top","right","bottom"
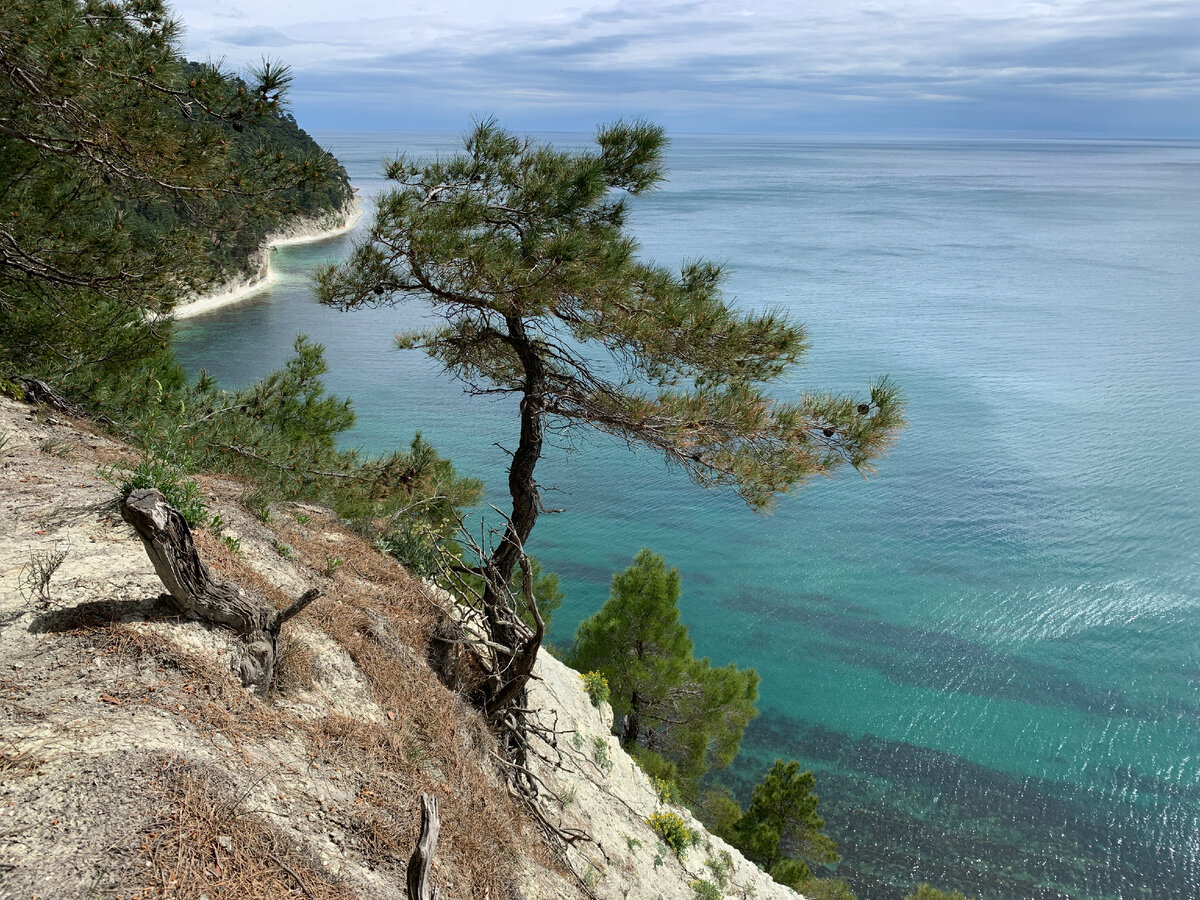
{"left": 120, "top": 487, "right": 319, "bottom": 694}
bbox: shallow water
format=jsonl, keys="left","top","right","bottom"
{"left": 175, "top": 134, "right": 1200, "bottom": 899}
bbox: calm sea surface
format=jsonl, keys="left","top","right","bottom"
{"left": 174, "top": 134, "right": 1200, "bottom": 899}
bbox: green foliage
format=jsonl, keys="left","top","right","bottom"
{"left": 593, "top": 736, "right": 613, "bottom": 772}
{"left": 704, "top": 850, "right": 734, "bottom": 890}
{"left": 652, "top": 776, "right": 679, "bottom": 806}
{"left": 569, "top": 549, "right": 759, "bottom": 780}
{"left": 0, "top": 3, "right": 479, "bottom": 596}
{"left": 646, "top": 810, "right": 692, "bottom": 857}
{"left": 691, "top": 879, "right": 723, "bottom": 900}
{"left": 316, "top": 119, "right": 904, "bottom": 516}
{"left": 729, "top": 760, "right": 839, "bottom": 885}
{"left": 581, "top": 671, "right": 611, "bottom": 708}
{"left": 697, "top": 785, "right": 743, "bottom": 841}
{"left": 797, "top": 877, "right": 858, "bottom": 900}
{"left": 904, "top": 885, "right": 978, "bottom": 900}
{"left": 582, "top": 861, "right": 602, "bottom": 890}
{"left": 83, "top": 337, "right": 479, "bottom": 569}
{"left": 0, "top": 0, "right": 350, "bottom": 385}
{"left": 316, "top": 119, "right": 903, "bottom": 722}
{"left": 103, "top": 458, "right": 209, "bottom": 528}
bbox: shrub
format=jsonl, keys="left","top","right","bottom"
{"left": 692, "top": 879, "right": 723, "bottom": 900}
{"left": 646, "top": 810, "right": 692, "bottom": 857}
{"left": 104, "top": 457, "right": 209, "bottom": 528}
{"left": 581, "top": 671, "right": 610, "bottom": 708}
{"left": 593, "top": 736, "right": 613, "bottom": 772}
{"left": 652, "top": 776, "right": 678, "bottom": 806}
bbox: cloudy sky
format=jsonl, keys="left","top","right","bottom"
{"left": 168, "top": 0, "right": 1200, "bottom": 136}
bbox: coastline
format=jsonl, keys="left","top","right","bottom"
{"left": 171, "top": 195, "right": 365, "bottom": 321}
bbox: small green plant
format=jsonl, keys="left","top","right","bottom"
{"left": 38, "top": 436, "right": 73, "bottom": 458}
{"left": 593, "top": 736, "right": 613, "bottom": 772}
{"left": 102, "top": 458, "right": 209, "bottom": 528}
{"left": 208, "top": 513, "right": 225, "bottom": 532}
{"left": 623, "top": 834, "right": 642, "bottom": 851}
{"left": 582, "top": 860, "right": 602, "bottom": 890}
{"left": 692, "top": 879, "right": 723, "bottom": 900}
{"left": 221, "top": 534, "right": 241, "bottom": 554}
{"left": 294, "top": 512, "right": 311, "bottom": 525}
{"left": 572, "top": 731, "right": 584, "bottom": 750}
{"left": 581, "top": 671, "right": 610, "bottom": 708}
{"left": 323, "top": 556, "right": 344, "bottom": 577}
{"left": 556, "top": 784, "right": 578, "bottom": 810}
{"left": 705, "top": 851, "right": 733, "bottom": 890}
{"left": 653, "top": 850, "right": 666, "bottom": 869}
{"left": 0, "top": 431, "right": 11, "bottom": 456}
{"left": 646, "top": 810, "right": 691, "bottom": 857}
{"left": 242, "top": 488, "right": 273, "bottom": 523}
{"left": 652, "top": 776, "right": 678, "bottom": 806}
{"left": 273, "top": 541, "right": 294, "bottom": 560}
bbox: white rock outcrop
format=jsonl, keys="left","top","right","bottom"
{"left": 527, "top": 651, "right": 804, "bottom": 900}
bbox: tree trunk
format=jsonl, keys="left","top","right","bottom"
{"left": 491, "top": 316, "right": 546, "bottom": 589}
{"left": 120, "top": 487, "right": 319, "bottom": 694}
{"left": 621, "top": 692, "right": 641, "bottom": 749}
{"left": 471, "top": 316, "right": 547, "bottom": 720}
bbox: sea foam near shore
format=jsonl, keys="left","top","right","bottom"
{"left": 172, "top": 196, "right": 364, "bottom": 320}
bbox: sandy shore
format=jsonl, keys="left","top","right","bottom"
{"left": 172, "top": 196, "right": 365, "bottom": 320}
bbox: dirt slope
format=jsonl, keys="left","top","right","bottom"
{"left": 0, "top": 395, "right": 799, "bottom": 900}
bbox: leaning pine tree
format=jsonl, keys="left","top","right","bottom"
{"left": 315, "top": 119, "right": 905, "bottom": 730}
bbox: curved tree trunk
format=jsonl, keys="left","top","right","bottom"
{"left": 471, "top": 317, "right": 547, "bottom": 721}
{"left": 120, "top": 487, "right": 319, "bottom": 694}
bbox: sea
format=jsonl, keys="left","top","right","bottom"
{"left": 174, "top": 133, "right": 1200, "bottom": 900}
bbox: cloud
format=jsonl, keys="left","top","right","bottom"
{"left": 215, "top": 26, "right": 300, "bottom": 48}
{"left": 166, "top": 0, "right": 1200, "bottom": 135}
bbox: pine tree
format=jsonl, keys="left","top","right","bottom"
{"left": 316, "top": 118, "right": 905, "bottom": 719}
{"left": 0, "top": 0, "right": 341, "bottom": 387}
{"left": 732, "top": 759, "right": 840, "bottom": 886}
{"left": 570, "top": 549, "right": 759, "bottom": 779}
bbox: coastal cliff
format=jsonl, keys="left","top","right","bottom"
{"left": 0, "top": 393, "right": 801, "bottom": 900}
{"left": 173, "top": 195, "right": 364, "bottom": 321}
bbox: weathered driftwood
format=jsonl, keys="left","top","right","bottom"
{"left": 120, "top": 487, "right": 319, "bottom": 694}
{"left": 407, "top": 793, "right": 440, "bottom": 900}
{"left": 18, "top": 376, "right": 81, "bottom": 415}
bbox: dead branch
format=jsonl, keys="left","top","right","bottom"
{"left": 406, "top": 793, "right": 440, "bottom": 900}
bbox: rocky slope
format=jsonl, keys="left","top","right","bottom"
{"left": 0, "top": 394, "right": 800, "bottom": 900}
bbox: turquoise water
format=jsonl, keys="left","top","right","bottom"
{"left": 175, "top": 134, "right": 1200, "bottom": 899}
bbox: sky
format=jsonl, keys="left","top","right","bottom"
{"left": 168, "top": 0, "right": 1200, "bottom": 136}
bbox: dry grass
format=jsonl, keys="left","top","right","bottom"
{"left": 272, "top": 629, "right": 318, "bottom": 696}
{"left": 42, "top": 471, "right": 558, "bottom": 897}
{"left": 0, "top": 739, "right": 40, "bottom": 775}
{"left": 298, "top": 604, "right": 538, "bottom": 898}
{"left": 140, "top": 757, "right": 358, "bottom": 900}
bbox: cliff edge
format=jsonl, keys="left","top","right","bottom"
{"left": 0, "top": 394, "right": 799, "bottom": 900}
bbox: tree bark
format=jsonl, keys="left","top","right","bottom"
{"left": 471, "top": 316, "right": 547, "bottom": 721}
{"left": 120, "top": 487, "right": 319, "bottom": 694}
{"left": 621, "top": 693, "right": 641, "bottom": 749}
{"left": 406, "top": 793, "right": 440, "bottom": 900}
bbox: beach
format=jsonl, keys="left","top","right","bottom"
{"left": 172, "top": 195, "right": 364, "bottom": 320}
